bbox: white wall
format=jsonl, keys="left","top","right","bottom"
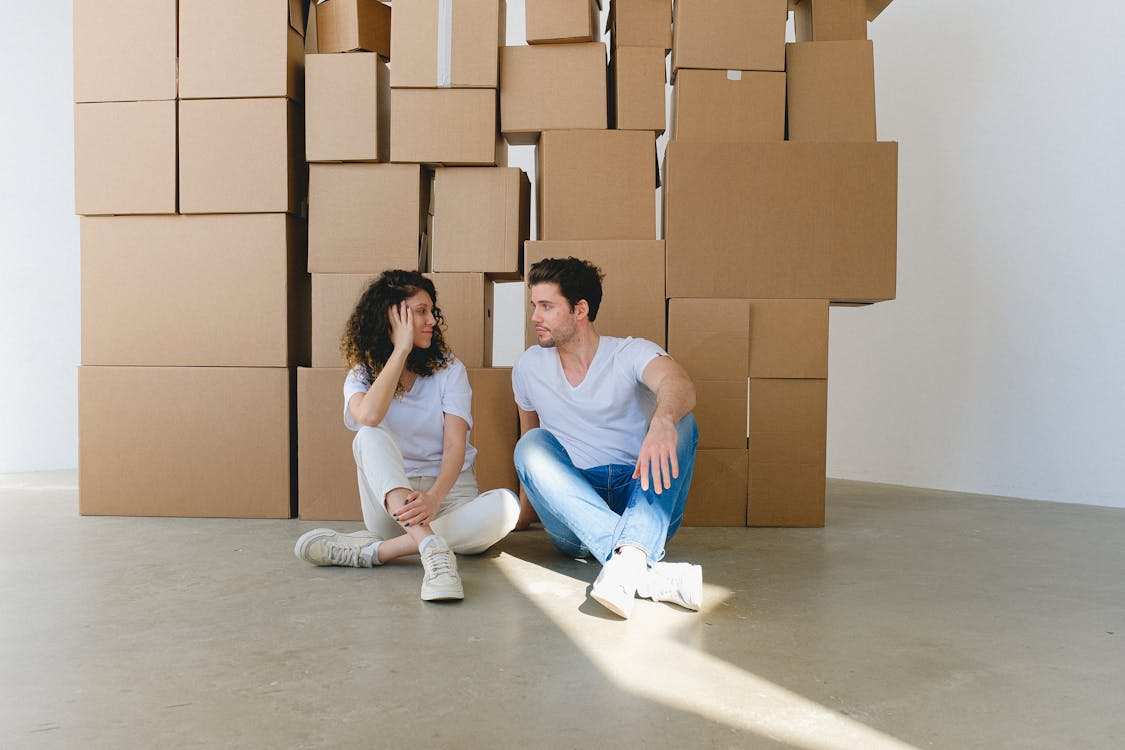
{"left": 3, "top": 1, "right": 1123, "bottom": 507}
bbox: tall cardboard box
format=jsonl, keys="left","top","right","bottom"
{"left": 609, "top": 46, "right": 667, "bottom": 133}
{"left": 298, "top": 367, "right": 362, "bottom": 520}
{"left": 390, "top": 0, "right": 502, "bottom": 88}
{"left": 426, "top": 273, "right": 494, "bottom": 368}
{"left": 525, "top": 0, "right": 597, "bottom": 44}
{"left": 312, "top": 274, "right": 377, "bottom": 368}
{"left": 306, "top": 53, "right": 390, "bottom": 162}
{"left": 73, "top": 0, "right": 177, "bottom": 103}
{"left": 671, "top": 0, "right": 787, "bottom": 75}
{"left": 670, "top": 70, "right": 785, "bottom": 142}
{"left": 316, "top": 0, "right": 392, "bottom": 55}
{"left": 467, "top": 368, "right": 520, "bottom": 493}
{"left": 793, "top": 0, "right": 868, "bottom": 42}
{"left": 608, "top": 0, "right": 672, "bottom": 50}
{"left": 82, "top": 215, "right": 310, "bottom": 367}
{"left": 747, "top": 300, "right": 829, "bottom": 378}
{"left": 786, "top": 41, "right": 877, "bottom": 142}
{"left": 390, "top": 89, "right": 498, "bottom": 166}
{"left": 499, "top": 43, "right": 608, "bottom": 144}
{"left": 79, "top": 366, "right": 295, "bottom": 518}
{"left": 74, "top": 101, "right": 177, "bottom": 215}
{"left": 431, "top": 168, "right": 530, "bottom": 278}
{"left": 682, "top": 449, "right": 749, "bottom": 526}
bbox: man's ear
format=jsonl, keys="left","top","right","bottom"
{"left": 573, "top": 299, "right": 590, "bottom": 321}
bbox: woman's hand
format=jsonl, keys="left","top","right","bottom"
{"left": 394, "top": 488, "right": 442, "bottom": 528}
{"left": 389, "top": 301, "right": 414, "bottom": 355}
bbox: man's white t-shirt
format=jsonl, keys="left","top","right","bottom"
{"left": 342, "top": 358, "right": 477, "bottom": 477}
{"left": 512, "top": 336, "right": 665, "bottom": 470}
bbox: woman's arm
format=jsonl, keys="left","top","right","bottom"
{"left": 348, "top": 302, "right": 414, "bottom": 428}
{"left": 394, "top": 412, "right": 468, "bottom": 528}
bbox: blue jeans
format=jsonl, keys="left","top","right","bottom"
{"left": 513, "top": 415, "right": 698, "bottom": 565}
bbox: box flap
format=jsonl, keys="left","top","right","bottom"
{"left": 290, "top": 0, "right": 306, "bottom": 35}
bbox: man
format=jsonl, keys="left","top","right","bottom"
{"left": 512, "top": 257, "right": 702, "bottom": 619}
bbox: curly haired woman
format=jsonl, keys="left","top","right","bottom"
{"left": 294, "top": 270, "right": 520, "bottom": 601}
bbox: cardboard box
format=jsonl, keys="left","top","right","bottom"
{"left": 179, "top": 0, "right": 304, "bottom": 100}
{"left": 82, "top": 215, "right": 309, "bottom": 367}
{"left": 74, "top": 101, "right": 176, "bottom": 216}
{"left": 608, "top": 0, "right": 672, "bottom": 50}
{"left": 73, "top": 0, "right": 177, "bottom": 102}
{"left": 609, "top": 46, "right": 667, "bottom": 133}
{"left": 538, "top": 129, "right": 656, "bottom": 240}
{"left": 671, "top": 0, "right": 786, "bottom": 75}
{"left": 682, "top": 449, "right": 749, "bottom": 526}
{"left": 426, "top": 273, "right": 494, "bottom": 368}
{"left": 748, "top": 378, "right": 827, "bottom": 527}
{"left": 786, "top": 41, "right": 876, "bottom": 142}
{"left": 526, "top": 0, "right": 598, "bottom": 44}
{"left": 306, "top": 53, "right": 390, "bottom": 162}
{"left": 390, "top": 88, "right": 498, "bottom": 166}
{"left": 793, "top": 0, "right": 868, "bottom": 41}
{"left": 466, "top": 367, "right": 520, "bottom": 493}
{"left": 79, "top": 366, "right": 295, "bottom": 518}
{"left": 312, "top": 274, "right": 377, "bottom": 368}
{"left": 179, "top": 98, "right": 304, "bottom": 214}
{"left": 500, "top": 43, "right": 608, "bottom": 144}
{"left": 431, "top": 168, "right": 530, "bottom": 278}
{"left": 523, "top": 241, "right": 666, "bottom": 348}
{"left": 748, "top": 300, "right": 829, "bottom": 378}
{"left": 298, "top": 367, "right": 362, "bottom": 520}
{"left": 316, "top": 0, "right": 391, "bottom": 55}
{"left": 663, "top": 141, "right": 897, "bottom": 302}
{"left": 308, "top": 163, "right": 428, "bottom": 273}
{"left": 670, "top": 69, "right": 784, "bottom": 142}
{"left": 390, "top": 0, "right": 502, "bottom": 88}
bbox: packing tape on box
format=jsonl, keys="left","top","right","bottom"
{"left": 437, "top": 0, "right": 453, "bottom": 87}
{"left": 727, "top": 70, "right": 742, "bottom": 81}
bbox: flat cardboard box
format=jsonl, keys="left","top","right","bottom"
{"left": 500, "top": 43, "right": 608, "bottom": 144}
{"left": 306, "top": 53, "right": 390, "bottom": 162}
{"left": 298, "top": 367, "right": 362, "bottom": 520}
{"left": 390, "top": 88, "right": 498, "bottom": 166}
{"left": 74, "top": 101, "right": 176, "bottom": 216}
{"left": 663, "top": 141, "right": 897, "bottom": 302}
{"left": 748, "top": 300, "right": 829, "bottom": 378}
{"left": 607, "top": 0, "right": 672, "bottom": 50}
{"left": 682, "top": 449, "right": 749, "bottom": 527}
{"left": 425, "top": 273, "right": 494, "bottom": 368}
{"left": 73, "top": 0, "right": 177, "bottom": 102}
{"left": 79, "top": 366, "right": 295, "bottom": 518}
{"left": 538, "top": 129, "right": 656, "bottom": 240}
{"left": 786, "top": 41, "right": 876, "bottom": 142}
{"left": 526, "top": 0, "right": 598, "bottom": 44}
{"left": 671, "top": 0, "right": 786, "bottom": 75}
{"left": 670, "top": 69, "right": 784, "bottom": 142}
{"left": 431, "top": 168, "right": 530, "bottom": 278}
{"left": 523, "top": 241, "right": 666, "bottom": 348}
{"left": 748, "top": 378, "right": 827, "bottom": 527}
{"left": 467, "top": 367, "right": 520, "bottom": 493}
{"left": 390, "top": 0, "right": 502, "bottom": 88}
{"left": 82, "top": 215, "right": 309, "bottom": 367}
{"left": 308, "top": 163, "right": 428, "bottom": 273}
{"left": 179, "top": 0, "right": 304, "bottom": 100}
{"left": 312, "top": 274, "right": 377, "bottom": 368}
{"left": 609, "top": 46, "right": 667, "bottom": 133}
{"left": 793, "top": 0, "right": 868, "bottom": 41}
{"left": 316, "top": 0, "right": 391, "bottom": 55}
{"left": 179, "top": 98, "right": 304, "bottom": 214}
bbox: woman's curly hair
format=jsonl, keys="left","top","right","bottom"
{"left": 340, "top": 271, "right": 451, "bottom": 391}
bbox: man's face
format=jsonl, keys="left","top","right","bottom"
{"left": 529, "top": 282, "right": 578, "bottom": 348}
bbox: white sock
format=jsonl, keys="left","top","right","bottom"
{"left": 359, "top": 541, "right": 382, "bottom": 567}
{"left": 418, "top": 534, "right": 439, "bottom": 554}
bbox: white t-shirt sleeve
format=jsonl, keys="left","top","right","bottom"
{"left": 342, "top": 366, "right": 371, "bottom": 432}
{"left": 620, "top": 337, "right": 668, "bottom": 385}
{"left": 441, "top": 359, "right": 473, "bottom": 429}
{"left": 511, "top": 353, "right": 535, "bottom": 412}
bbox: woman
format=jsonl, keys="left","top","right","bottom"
{"left": 294, "top": 270, "right": 520, "bottom": 601}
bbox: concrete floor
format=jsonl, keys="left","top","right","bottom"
{"left": 2, "top": 473, "right": 1123, "bottom": 749}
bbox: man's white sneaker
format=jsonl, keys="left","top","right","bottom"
{"left": 637, "top": 562, "right": 703, "bottom": 611}
{"left": 419, "top": 537, "right": 464, "bottom": 601}
{"left": 294, "top": 528, "right": 380, "bottom": 567}
{"left": 590, "top": 553, "right": 645, "bottom": 619}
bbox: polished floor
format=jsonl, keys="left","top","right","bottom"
{"left": 2, "top": 471, "right": 1122, "bottom": 749}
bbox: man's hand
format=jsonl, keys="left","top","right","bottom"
{"left": 394, "top": 488, "right": 441, "bottom": 527}
{"left": 633, "top": 416, "right": 680, "bottom": 494}
{"left": 514, "top": 487, "right": 539, "bottom": 531}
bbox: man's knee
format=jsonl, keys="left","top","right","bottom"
{"left": 514, "top": 427, "right": 553, "bottom": 470}
{"left": 675, "top": 413, "right": 699, "bottom": 450}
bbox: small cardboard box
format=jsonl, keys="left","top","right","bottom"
{"left": 74, "top": 101, "right": 176, "bottom": 216}
{"left": 671, "top": 0, "right": 786, "bottom": 75}
{"left": 500, "top": 43, "right": 608, "bottom": 144}
{"left": 79, "top": 366, "right": 295, "bottom": 518}
{"left": 467, "top": 367, "right": 520, "bottom": 493}
{"left": 73, "top": 0, "right": 177, "bottom": 103}
{"left": 670, "top": 69, "right": 784, "bottom": 142}
{"left": 608, "top": 0, "right": 672, "bottom": 50}
{"left": 682, "top": 449, "right": 749, "bottom": 527}
{"left": 316, "top": 0, "right": 391, "bottom": 55}
{"left": 523, "top": 241, "right": 666, "bottom": 348}
{"left": 786, "top": 41, "right": 876, "bottom": 142}
{"left": 308, "top": 163, "right": 428, "bottom": 273}
{"left": 426, "top": 273, "right": 494, "bottom": 368}
{"left": 748, "top": 300, "right": 829, "bottom": 379}
{"left": 538, "top": 129, "right": 656, "bottom": 240}
{"left": 525, "top": 0, "right": 598, "bottom": 44}
{"left": 306, "top": 53, "right": 390, "bottom": 162}
{"left": 82, "top": 215, "right": 309, "bottom": 367}
{"left": 298, "top": 367, "right": 361, "bottom": 520}
{"left": 179, "top": 98, "right": 304, "bottom": 214}
{"left": 793, "top": 0, "right": 868, "bottom": 42}
{"left": 390, "top": 0, "right": 502, "bottom": 88}
{"left": 431, "top": 167, "right": 530, "bottom": 278}
{"left": 312, "top": 274, "right": 377, "bottom": 368}
{"left": 179, "top": 0, "right": 304, "bottom": 100}
{"left": 390, "top": 88, "right": 498, "bottom": 166}
{"left": 609, "top": 46, "right": 667, "bottom": 133}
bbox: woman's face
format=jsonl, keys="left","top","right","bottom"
{"left": 402, "top": 289, "right": 437, "bottom": 349}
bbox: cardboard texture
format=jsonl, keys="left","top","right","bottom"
{"left": 79, "top": 366, "right": 295, "bottom": 518}
{"left": 538, "top": 130, "right": 656, "bottom": 240}
{"left": 671, "top": 0, "right": 787, "bottom": 75}
{"left": 306, "top": 53, "right": 390, "bottom": 162}
{"left": 426, "top": 273, "right": 494, "bottom": 368}
{"left": 82, "top": 215, "right": 310, "bottom": 367}
{"left": 390, "top": 88, "right": 498, "bottom": 166}
{"left": 526, "top": 0, "right": 597, "bottom": 44}
{"left": 663, "top": 141, "right": 898, "bottom": 302}
{"left": 523, "top": 241, "right": 666, "bottom": 348}
{"left": 312, "top": 274, "right": 377, "bottom": 368}
{"left": 670, "top": 69, "right": 784, "bottom": 142}
{"left": 682, "top": 449, "right": 749, "bottom": 526}
{"left": 390, "top": 0, "right": 502, "bottom": 88}
{"left": 179, "top": 0, "right": 304, "bottom": 100}
{"left": 793, "top": 0, "right": 868, "bottom": 41}
{"left": 73, "top": 0, "right": 177, "bottom": 103}
{"left": 499, "top": 43, "right": 608, "bottom": 144}
{"left": 179, "top": 98, "right": 304, "bottom": 215}
{"left": 74, "top": 101, "right": 177, "bottom": 216}
{"left": 789, "top": 0, "right": 895, "bottom": 21}
{"left": 609, "top": 46, "right": 667, "bottom": 133}
{"left": 608, "top": 0, "right": 672, "bottom": 50}
{"left": 748, "top": 378, "right": 827, "bottom": 527}
{"left": 298, "top": 367, "right": 362, "bottom": 520}
{"left": 786, "top": 41, "right": 877, "bottom": 142}
{"left": 431, "top": 168, "right": 530, "bottom": 278}
{"left": 466, "top": 367, "right": 520, "bottom": 493}
{"left": 747, "top": 300, "right": 829, "bottom": 378}
{"left": 308, "top": 163, "right": 428, "bottom": 273}
{"left": 316, "top": 0, "right": 392, "bottom": 55}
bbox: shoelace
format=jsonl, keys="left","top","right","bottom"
{"left": 326, "top": 542, "right": 359, "bottom": 567}
{"left": 425, "top": 549, "right": 454, "bottom": 579}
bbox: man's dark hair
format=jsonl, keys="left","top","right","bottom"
{"left": 527, "top": 257, "right": 606, "bottom": 321}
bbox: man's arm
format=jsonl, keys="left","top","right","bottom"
{"left": 634, "top": 355, "right": 697, "bottom": 494}
{"left": 514, "top": 406, "right": 541, "bottom": 530}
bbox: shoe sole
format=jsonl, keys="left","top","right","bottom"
{"left": 421, "top": 587, "right": 464, "bottom": 602}
{"left": 590, "top": 587, "right": 635, "bottom": 619}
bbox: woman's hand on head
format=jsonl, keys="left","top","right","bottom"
{"left": 389, "top": 301, "right": 414, "bottom": 354}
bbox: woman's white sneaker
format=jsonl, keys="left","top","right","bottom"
{"left": 294, "top": 528, "right": 380, "bottom": 567}
{"left": 419, "top": 537, "right": 464, "bottom": 601}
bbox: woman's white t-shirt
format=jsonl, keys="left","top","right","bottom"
{"left": 342, "top": 358, "right": 477, "bottom": 478}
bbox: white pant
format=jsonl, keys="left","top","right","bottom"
{"left": 353, "top": 425, "right": 519, "bottom": 555}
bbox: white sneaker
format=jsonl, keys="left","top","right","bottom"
{"left": 294, "top": 528, "right": 380, "bottom": 567}
{"left": 419, "top": 537, "right": 464, "bottom": 601}
{"left": 590, "top": 554, "right": 645, "bottom": 619}
{"left": 637, "top": 562, "right": 703, "bottom": 611}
